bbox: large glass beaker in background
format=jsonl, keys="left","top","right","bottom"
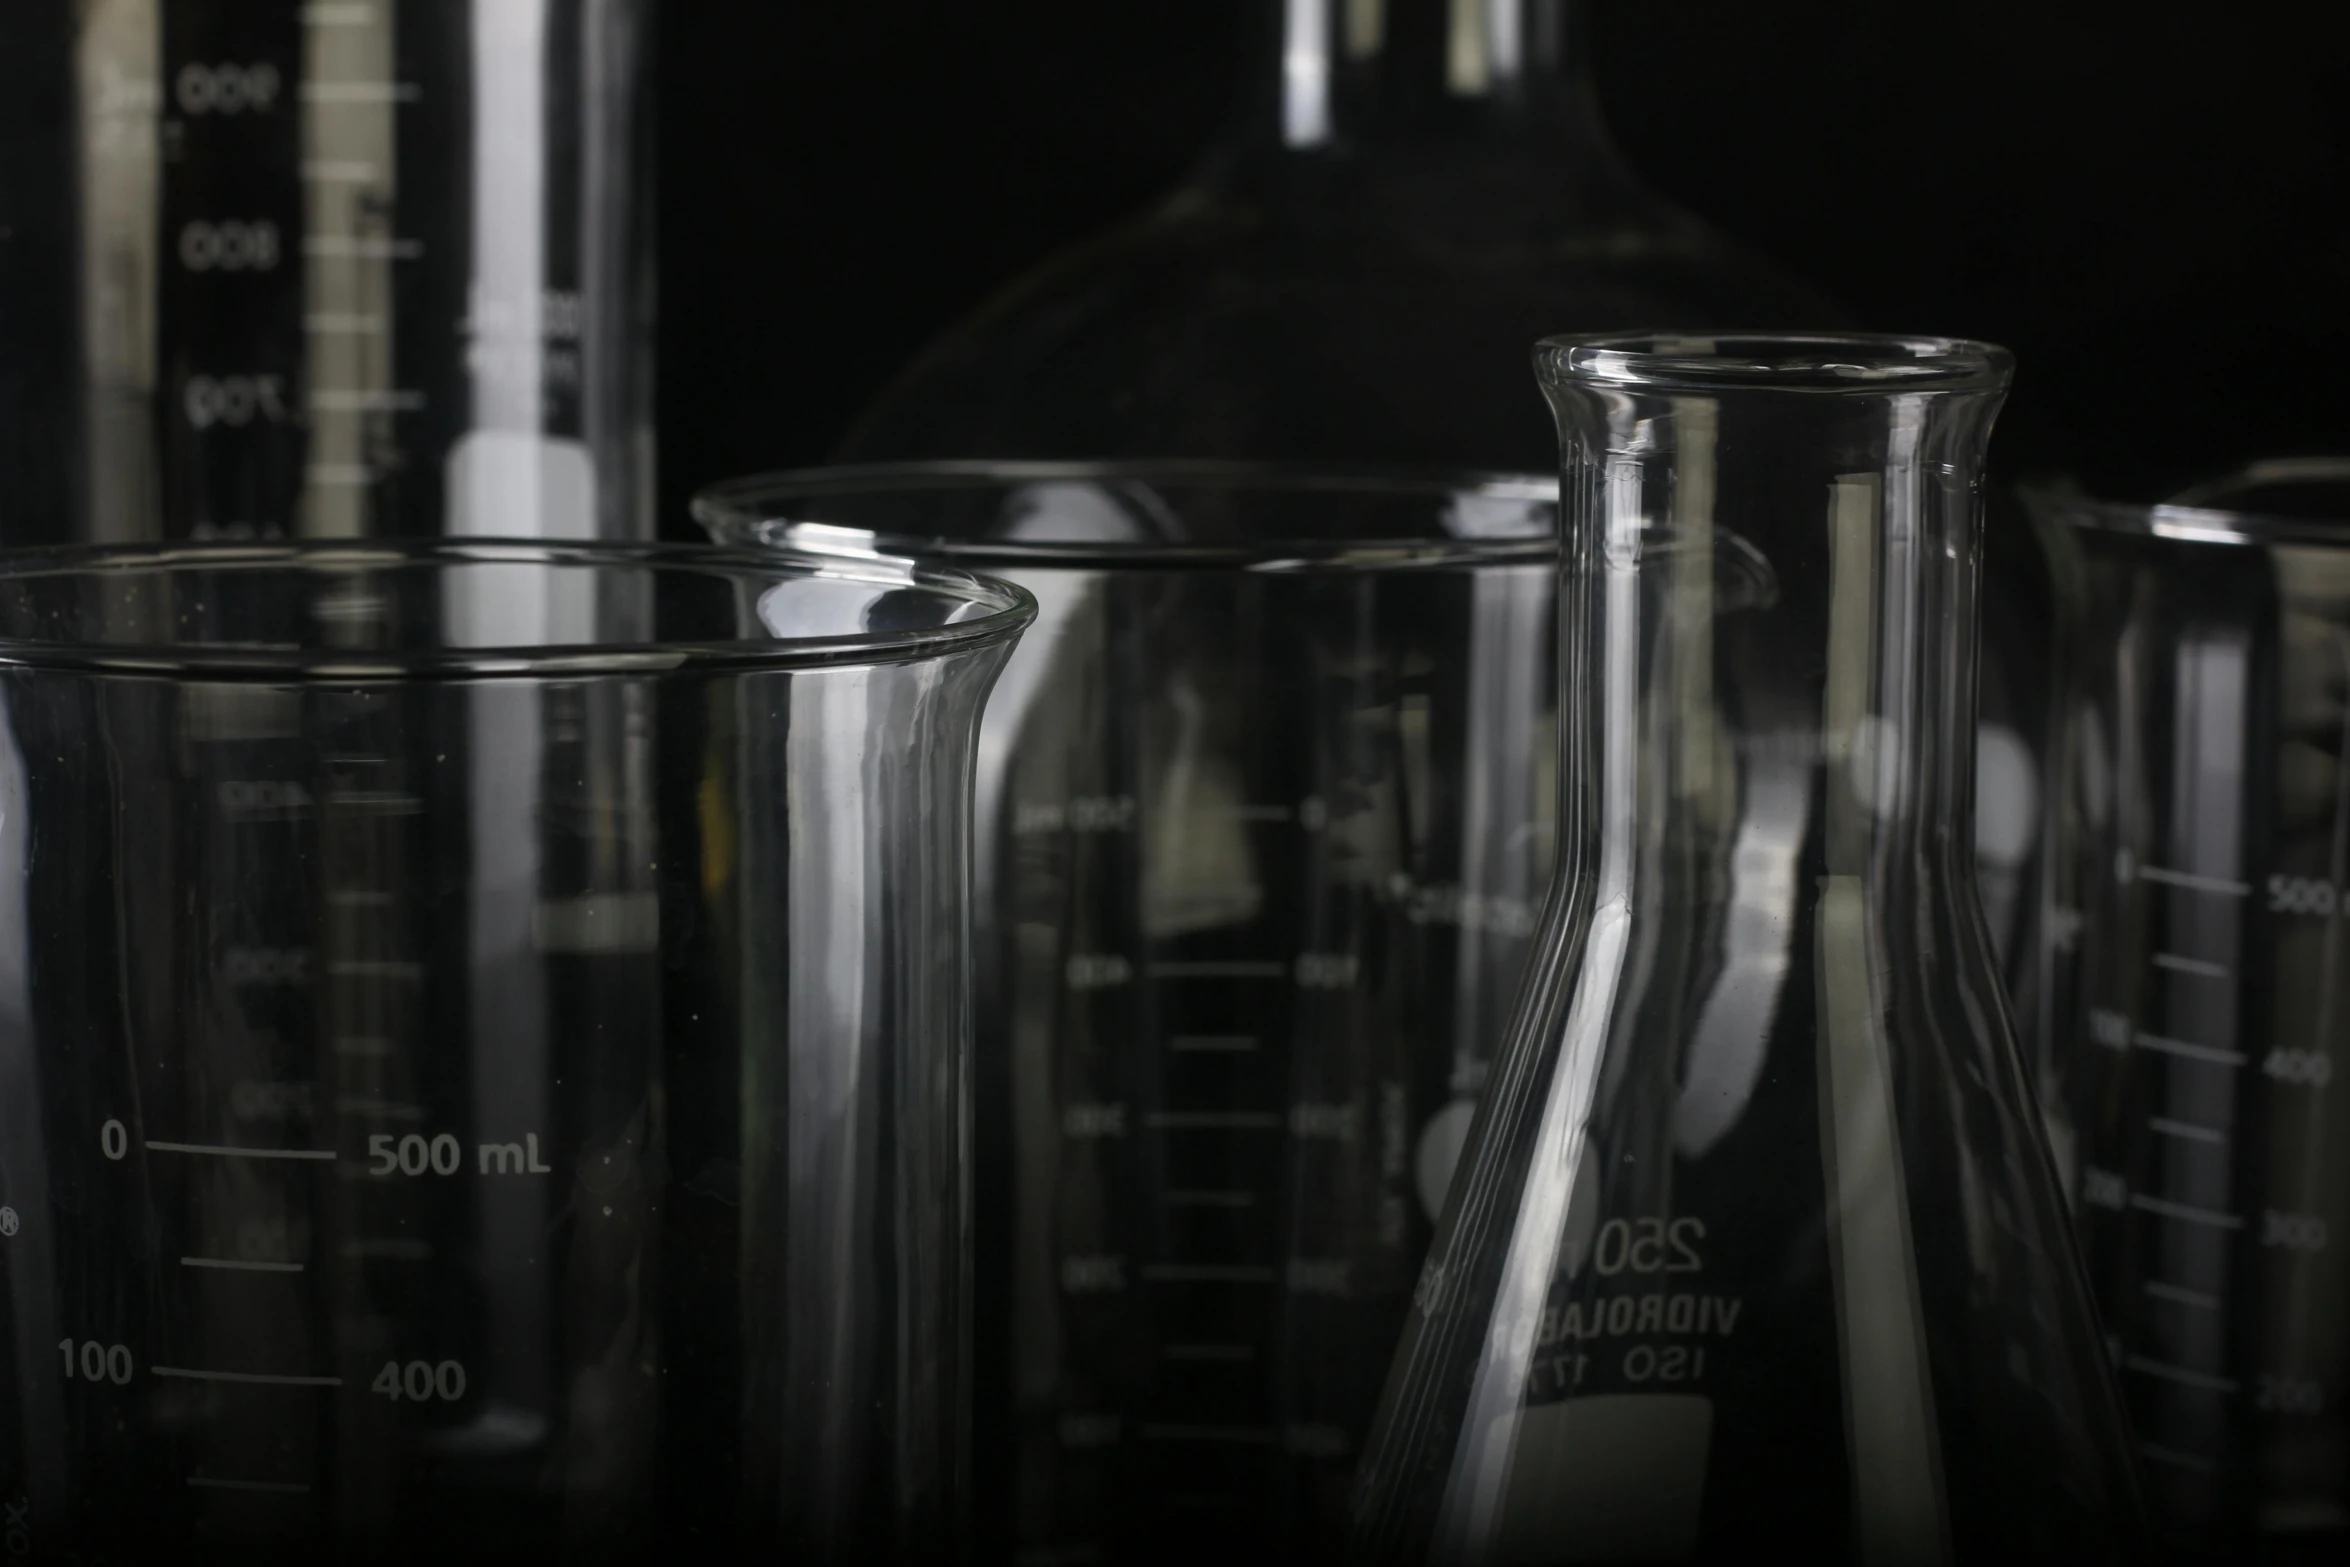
{"left": 699, "top": 464, "right": 1556, "bottom": 1561}
{"left": 0, "top": 0, "right": 654, "bottom": 546}
{"left": 0, "top": 540, "right": 1030, "bottom": 1559}
{"left": 837, "top": 0, "right": 1829, "bottom": 471}
{"left": 2035, "top": 463, "right": 2350, "bottom": 1563}
{"left": 1352, "top": 334, "right": 2144, "bottom": 1563}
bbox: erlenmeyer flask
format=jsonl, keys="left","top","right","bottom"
{"left": 1351, "top": 334, "right": 2145, "bottom": 1563}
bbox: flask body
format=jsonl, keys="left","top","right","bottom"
{"left": 1352, "top": 334, "right": 2146, "bottom": 1563}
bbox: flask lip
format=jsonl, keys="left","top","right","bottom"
{"left": 1536, "top": 331, "right": 2013, "bottom": 394}
{"left": 0, "top": 537, "right": 1038, "bottom": 681}
{"left": 695, "top": 461, "right": 1562, "bottom": 572}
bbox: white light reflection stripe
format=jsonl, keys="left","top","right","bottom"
{"left": 1284, "top": 0, "right": 1332, "bottom": 146}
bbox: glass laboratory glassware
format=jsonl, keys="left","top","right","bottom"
{"left": 2033, "top": 459, "right": 2350, "bottom": 1563}
{"left": 0, "top": 0, "right": 654, "bottom": 546}
{"left": 697, "top": 463, "right": 1558, "bottom": 1563}
{"left": 1351, "top": 334, "right": 2146, "bottom": 1564}
{"left": 0, "top": 539, "right": 1031, "bottom": 1561}
{"left": 837, "top": 0, "right": 1832, "bottom": 473}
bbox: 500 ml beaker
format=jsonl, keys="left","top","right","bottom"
{"left": 1352, "top": 334, "right": 2145, "bottom": 1563}
{"left": 697, "top": 465, "right": 1558, "bottom": 1562}
{"left": 2034, "top": 461, "right": 2350, "bottom": 1561}
{"left": 0, "top": 539, "right": 1031, "bottom": 1560}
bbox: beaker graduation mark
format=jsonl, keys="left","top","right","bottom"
{"left": 325, "top": 959, "right": 421, "bottom": 980}
{"left": 334, "top": 1097, "right": 423, "bottom": 1120}
{"left": 1164, "top": 1190, "right": 1257, "bottom": 1209}
{"left": 1141, "top": 1264, "right": 1278, "bottom": 1285}
{"left": 180, "top": 1257, "right": 304, "bottom": 1274}
{"left": 1193, "top": 804, "right": 1294, "bottom": 824}
{"left": 2125, "top": 1356, "right": 2240, "bottom": 1395}
{"left": 1148, "top": 961, "right": 1287, "bottom": 980}
{"left": 2129, "top": 1194, "right": 2245, "bottom": 1230}
{"left": 145, "top": 1140, "right": 335, "bottom": 1162}
{"left": 1144, "top": 1112, "right": 1282, "bottom": 1132}
{"left": 2138, "top": 1443, "right": 2218, "bottom": 1475}
{"left": 2133, "top": 1032, "right": 2248, "bottom": 1069}
{"left": 2143, "top": 1280, "right": 2221, "bottom": 1311}
{"left": 341, "top": 1239, "right": 431, "bottom": 1262}
{"left": 151, "top": 1366, "right": 341, "bottom": 1388}
{"left": 1138, "top": 1424, "right": 1276, "bottom": 1446}
{"left": 2137, "top": 864, "right": 2252, "bottom": 897}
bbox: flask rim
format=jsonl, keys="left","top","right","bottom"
{"left": 1536, "top": 330, "right": 2013, "bottom": 394}
{"left": 0, "top": 537, "right": 1038, "bottom": 681}
{"left": 694, "top": 461, "right": 1561, "bottom": 572}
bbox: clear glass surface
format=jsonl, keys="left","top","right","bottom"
{"left": 836, "top": 0, "right": 1834, "bottom": 473}
{"left": 2034, "top": 466, "right": 2350, "bottom": 1562}
{"left": 697, "top": 464, "right": 1559, "bottom": 1562}
{"left": 0, "top": 540, "right": 1031, "bottom": 1560}
{"left": 0, "top": 0, "right": 654, "bottom": 545}
{"left": 1351, "top": 334, "right": 2145, "bottom": 1563}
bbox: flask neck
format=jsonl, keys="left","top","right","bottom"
{"left": 1540, "top": 340, "right": 2012, "bottom": 908}
{"left": 1212, "top": 0, "right": 1632, "bottom": 192}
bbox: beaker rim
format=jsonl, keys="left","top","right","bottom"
{"left": 1535, "top": 331, "right": 2014, "bottom": 394}
{"left": 0, "top": 537, "right": 1038, "bottom": 680}
{"left": 694, "top": 461, "right": 1560, "bottom": 571}
{"left": 2023, "top": 473, "right": 2350, "bottom": 549}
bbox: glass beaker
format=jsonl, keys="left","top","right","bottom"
{"left": 1351, "top": 334, "right": 2146, "bottom": 1563}
{"left": 0, "top": 539, "right": 1031, "bottom": 1561}
{"left": 837, "top": 0, "right": 1833, "bottom": 473}
{"left": 2034, "top": 461, "right": 2350, "bottom": 1561}
{"left": 695, "top": 464, "right": 1559, "bottom": 1562}
{"left": 0, "top": 0, "right": 654, "bottom": 546}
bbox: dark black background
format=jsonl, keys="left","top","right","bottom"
{"left": 653, "top": 0, "right": 2350, "bottom": 532}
